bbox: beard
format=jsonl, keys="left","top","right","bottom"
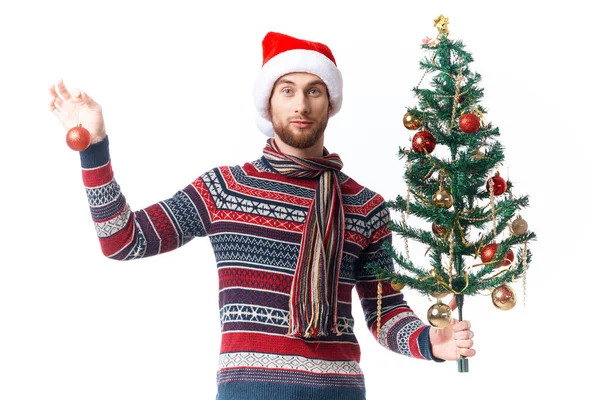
{"left": 271, "top": 117, "right": 328, "bottom": 150}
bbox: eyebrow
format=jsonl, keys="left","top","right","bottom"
{"left": 275, "top": 79, "right": 326, "bottom": 87}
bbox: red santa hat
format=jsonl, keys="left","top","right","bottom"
{"left": 253, "top": 32, "right": 344, "bottom": 137}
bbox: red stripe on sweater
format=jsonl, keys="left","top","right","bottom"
{"left": 409, "top": 325, "right": 427, "bottom": 359}
{"left": 215, "top": 209, "right": 305, "bottom": 232}
{"left": 98, "top": 217, "right": 134, "bottom": 256}
{"left": 218, "top": 267, "right": 354, "bottom": 303}
{"left": 219, "top": 267, "right": 293, "bottom": 293}
{"left": 82, "top": 161, "right": 113, "bottom": 188}
{"left": 220, "top": 331, "right": 361, "bottom": 362}
{"left": 339, "top": 177, "right": 365, "bottom": 196}
{"left": 370, "top": 225, "right": 392, "bottom": 244}
{"left": 344, "top": 195, "right": 384, "bottom": 216}
{"left": 190, "top": 177, "right": 305, "bottom": 233}
{"left": 191, "top": 177, "right": 216, "bottom": 222}
{"left": 145, "top": 203, "right": 178, "bottom": 253}
{"left": 221, "top": 167, "right": 313, "bottom": 207}
{"left": 344, "top": 230, "right": 369, "bottom": 248}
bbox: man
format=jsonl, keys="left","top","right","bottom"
{"left": 49, "top": 31, "right": 475, "bottom": 400}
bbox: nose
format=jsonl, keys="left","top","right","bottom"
{"left": 294, "top": 93, "right": 310, "bottom": 115}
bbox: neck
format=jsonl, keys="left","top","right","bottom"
{"left": 272, "top": 136, "right": 325, "bottom": 158}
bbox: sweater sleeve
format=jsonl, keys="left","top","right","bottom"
{"left": 354, "top": 197, "right": 442, "bottom": 362}
{"left": 79, "top": 136, "right": 215, "bottom": 260}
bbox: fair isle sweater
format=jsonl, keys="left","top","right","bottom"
{"left": 80, "top": 137, "right": 438, "bottom": 400}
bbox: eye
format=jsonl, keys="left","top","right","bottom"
{"left": 309, "top": 88, "right": 321, "bottom": 95}
{"left": 282, "top": 88, "right": 293, "bottom": 95}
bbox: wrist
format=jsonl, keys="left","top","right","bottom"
{"left": 428, "top": 326, "right": 446, "bottom": 363}
{"left": 91, "top": 130, "right": 107, "bottom": 145}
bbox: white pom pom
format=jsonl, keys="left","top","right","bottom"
{"left": 255, "top": 115, "right": 275, "bottom": 137}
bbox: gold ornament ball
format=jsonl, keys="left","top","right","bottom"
{"left": 403, "top": 112, "right": 422, "bottom": 130}
{"left": 390, "top": 281, "right": 405, "bottom": 291}
{"left": 433, "top": 189, "right": 453, "bottom": 209}
{"left": 431, "top": 290, "right": 449, "bottom": 299}
{"left": 511, "top": 216, "right": 528, "bottom": 236}
{"left": 472, "top": 149, "right": 485, "bottom": 160}
{"left": 492, "top": 285, "right": 517, "bottom": 311}
{"left": 427, "top": 302, "right": 452, "bottom": 328}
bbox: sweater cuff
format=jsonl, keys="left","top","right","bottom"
{"left": 418, "top": 326, "right": 446, "bottom": 363}
{"left": 80, "top": 136, "right": 110, "bottom": 169}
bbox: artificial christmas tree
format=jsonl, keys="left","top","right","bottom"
{"left": 368, "top": 15, "right": 536, "bottom": 373}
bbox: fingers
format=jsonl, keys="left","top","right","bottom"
{"left": 452, "top": 319, "right": 471, "bottom": 332}
{"left": 52, "top": 79, "right": 84, "bottom": 107}
{"left": 56, "top": 79, "right": 72, "bottom": 101}
{"left": 453, "top": 329, "right": 474, "bottom": 340}
{"left": 80, "top": 90, "right": 97, "bottom": 109}
{"left": 454, "top": 338, "right": 474, "bottom": 349}
{"left": 453, "top": 319, "right": 475, "bottom": 358}
{"left": 48, "top": 84, "right": 62, "bottom": 106}
{"left": 48, "top": 84, "right": 63, "bottom": 116}
{"left": 458, "top": 347, "right": 476, "bottom": 358}
{"left": 50, "top": 79, "right": 99, "bottom": 110}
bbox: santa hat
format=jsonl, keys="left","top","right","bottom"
{"left": 253, "top": 32, "right": 343, "bottom": 137}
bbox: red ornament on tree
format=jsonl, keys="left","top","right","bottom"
{"left": 412, "top": 131, "right": 436, "bottom": 153}
{"left": 488, "top": 172, "right": 507, "bottom": 196}
{"left": 480, "top": 243, "right": 514, "bottom": 267}
{"left": 431, "top": 223, "right": 447, "bottom": 238}
{"left": 458, "top": 113, "right": 480, "bottom": 134}
{"left": 66, "top": 124, "right": 91, "bottom": 151}
{"left": 503, "top": 249, "right": 515, "bottom": 266}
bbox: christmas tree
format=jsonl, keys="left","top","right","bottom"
{"left": 367, "top": 15, "right": 536, "bottom": 372}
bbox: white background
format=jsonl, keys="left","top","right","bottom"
{"left": 0, "top": 0, "right": 596, "bottom": 399}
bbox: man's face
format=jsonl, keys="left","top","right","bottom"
{"left": 269, "top": 72, "right": 330, "bottom": 150}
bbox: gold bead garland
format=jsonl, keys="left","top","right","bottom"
{"left": 449, "top": 66, "right": 464, "bottom": 131}
{"left": 376, "top": 280, "right": 383, "bottom": 339}
{"left": 488, "top": 175, "right": 498, "bottom": 236}
{"left": 522, "top": 240, "right": 528, "bottom": 306}
{"left": 403, "top": 164, "right": 412, "bottom": 263}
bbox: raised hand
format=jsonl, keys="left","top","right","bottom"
{"left": 429, "top": 296, "right": 476, "bottom": 361}
{"left": 48, "top": 79, "right": 107, "bottom": 144}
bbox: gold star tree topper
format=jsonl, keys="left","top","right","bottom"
{"left": 434, "top": 14, "right": 449, "bottom": 36}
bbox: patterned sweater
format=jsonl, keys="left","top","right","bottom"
{"left": 79, "top": 137, "right": 438, "bottom": 400}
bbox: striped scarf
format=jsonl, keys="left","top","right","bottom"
{"left": 262, "top": 138, "right": 345, "bottom": 338}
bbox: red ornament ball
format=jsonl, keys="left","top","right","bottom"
{"left": 412, "top": 131, "right": 436, "bottom": 153}
{"left": 66, "top": 125, "right": 91, "bottom": 151}
{"left": 431, "top": 223, "right": 447, "bottom": 238}
{"left": 503, "top": 249, "right": 515, "bottom": 266}
{"left": 488, "top": 174, "right": 507, "bottom": 196}
{"left": 457, "top": 96, "right": 465, "bottom": 103}
{"left": 458, "top": 113, "right": 480, "bottom": 134}
{"left": 480, "top": 243, "right": 514, "bottom": 267}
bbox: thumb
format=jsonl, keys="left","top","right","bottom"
{"left": 71, "top": 88, "right": 83, "bottom": 103}
{"left": 80, "top": 91, "right": 99, "bottom": 109}
{"left": 448, "top": 296, "right": 458, "bottom": 311}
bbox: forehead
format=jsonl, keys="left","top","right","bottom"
{"left": 274, "top": 72, "right": 326, "bottom": 86}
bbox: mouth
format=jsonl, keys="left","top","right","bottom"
{"left": 290, "top": 120, "right": 313, "bottom": 128}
